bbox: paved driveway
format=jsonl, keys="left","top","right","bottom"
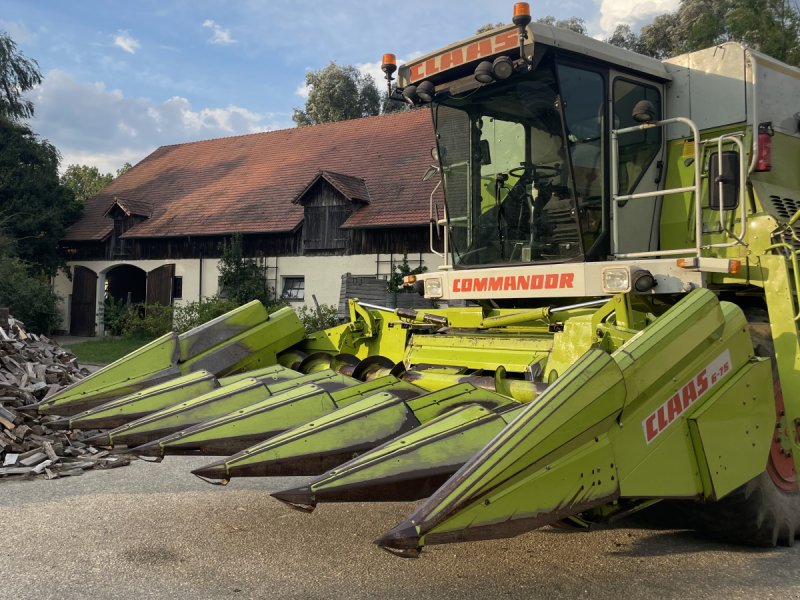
{"left": 1, "top": 457, "right": 799, "bottom": 600}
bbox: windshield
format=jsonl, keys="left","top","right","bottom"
{"left": 434, "top": 57, "right": 600, "bottom": 267}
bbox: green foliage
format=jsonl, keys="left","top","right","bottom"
{"left": 217, "top": 233, "right": 272, "bottom": 305}
{"left": 0, "top": 32, "right": 42, "bottom": 121}
{"left": 172, "top": 296, "right": 239, "bottom": 333}
{"left": 294, "top": 304, "right": 341, "bottom": 334}
{"left": 476, "top": 17, "right": 586, "bottom": 35}
{"left": 536, "top": 16, "right": 587, "bottom": 34}
{"left": 0, "top": 253, "right": 61, "bottom": 334}
{"left": 476, "top": 22, "right": 505, "bottom": 34}
{"left": 101, "top": 300, "right": 173, "bottom": 338}
{"left": 293, "top": 63, "right": 381, "bottom": 126}
{"left": 125, "top": 304, "right": 174, "bottom": 338}
{"left": 0, "top": 118, "right": 82, "bottom": 276}
{"left": 60, "top": 164, "right": 114, "bottom": 203}
{"left": 116, "top": 162, "right": 133, "bottom": 177}
{"left": 607, "top": 0, "right": 800, "bottom": 65}
{"left": 381, "top": 89, "right": 411, "bottom": 114}
{"left": 101, "top": 297, "right": 131, "bottom": 336}
{"left": 387, "top": 254, "right": 427, "bottom": 294}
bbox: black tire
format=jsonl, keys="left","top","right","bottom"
{"left": 676, "top": 308, "right": 800, "bottom": 547}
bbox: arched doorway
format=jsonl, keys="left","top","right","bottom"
{"left": 105, "top": 264, "right": 147, "bottom": 304}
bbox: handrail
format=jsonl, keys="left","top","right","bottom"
{"left": 611, "top": 117, "right": 748, "bottom": 260}
{"left": 612, "top": 116, "right": 702, "bottom": 259}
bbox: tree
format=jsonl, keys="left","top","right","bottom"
{"left": 0, "top": 227, "right": 62, "bottom": 333}
{"left": 0, "top": 118, "right": 81, "bottom": 276}
{"left": 293, "top": 63, "right": 381, "bottom": 126}
{"left": 381, "top": 90, "right": 411, "bottom": 114}
{"left": 607, "top": 0, "right": 800, "bottom": 66}
{"left": 606, "top": 24, "right": 641, "bottom": 52}
{"left": 476, "top": 22, "right": 505, "bottom": 34}
{"left": 0, "top": 32, "right": 42, "bottom": 121}
{"left": 217, "top": 233, "right": 270, "bottom": 305}
{"left": 536, "top": 15, "right": 587, "bottom": 34}
{"left": 476, "top": 17, "right": 587, "bottom": 35}
{"left": 116, "top": 162, "right": 133, "bottom": 177}
{"left": 60, "top": 164, "right": 114, "bottom": 203}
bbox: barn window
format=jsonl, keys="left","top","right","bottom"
{"left": 281, "top": 276, "right": 305, "bottom": 301}
{"left": 172, "top": 276, "right": 183, "bottom": 300}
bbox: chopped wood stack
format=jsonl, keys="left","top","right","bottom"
{"left": 0, "top": 313, "right": 131, "bottom": 479}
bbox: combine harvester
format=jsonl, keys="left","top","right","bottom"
{"left": 37, "top": 3, "right": 800, "bottom": 555}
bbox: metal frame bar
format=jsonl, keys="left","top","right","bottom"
{"left": 611, "top": 117, "right": 748, "bottom": 260}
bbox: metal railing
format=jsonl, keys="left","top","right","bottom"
{"left": 611, "top": 117, "right": 748, "bottom": 260}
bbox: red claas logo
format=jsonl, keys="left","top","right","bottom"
{"left": 408, "top": 30, "right": 518, "bottom": 83}
{"left": 642, "top": 350, "right": 732, "bottom": 444}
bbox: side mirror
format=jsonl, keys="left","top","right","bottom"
{"left": 709, "top": 151, "right": 740, "bottom": 211}
{"left": 422, "top": 165, "right": 439, "bottom": 182}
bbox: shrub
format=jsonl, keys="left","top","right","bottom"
{"left": 295, "top": 304, "right": 341, "bottom": 334}
{"left": 124, "top": 304, "right": 174, "bottom": 338}
{"left": 386, "top": 253, "right": 427, "bottom": 294}
{"left": 101, "top": 297, "right": 130, "bottom": 336}
{"left": 0, "top": 256, "right": 61, "bottom": 334}
{"left": 173, "top": 296, "right": 239, "bottom": 333}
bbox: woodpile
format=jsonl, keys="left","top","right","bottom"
{"left": 0, "top": 313, "right": 131, "bottom": 479}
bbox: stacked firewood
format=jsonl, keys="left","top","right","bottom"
{"left": 0, "top": 311, "right": 131, "bottom": 478}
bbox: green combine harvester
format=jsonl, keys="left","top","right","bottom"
{"left": 35, "top": 3, "right": 800, "bottom": 555}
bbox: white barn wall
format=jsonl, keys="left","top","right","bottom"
{"left": 56, "top": 252, "right": 442, "bottom": 335}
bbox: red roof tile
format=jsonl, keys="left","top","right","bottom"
{"left": 63, "top": 110, "right": 441, "bottom": 241}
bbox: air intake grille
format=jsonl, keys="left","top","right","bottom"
{"left": 768, "top": 195, "right": 800, "bottom": 220}
{"left": 767, "top": 195, "right": 800, "bottom": 250}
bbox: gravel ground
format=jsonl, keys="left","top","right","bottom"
{"left": 1, "top": 457, "right": 800, "bottom": 600}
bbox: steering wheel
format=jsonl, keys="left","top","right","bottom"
{"left": 508, "top": 163, "right": 560, "bottom": 179}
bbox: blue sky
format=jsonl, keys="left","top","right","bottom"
{"left": 2, "top": 0, "right": 678, "bottom": 173}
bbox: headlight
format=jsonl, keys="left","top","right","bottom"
{"left": 424, "top": 277, "right": 443, "bottom": 298}
{"left": 601, "top": 267, "right": 631, "bottom": 293}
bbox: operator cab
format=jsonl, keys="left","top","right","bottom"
{"left": 387, "top": 17, "right": 667, "bottom": 271}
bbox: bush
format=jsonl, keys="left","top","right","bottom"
{"left": 101, "top": 301, "right": 173, "bottom": 338}
{"left": 0, "top": 256, "right": 61, "bottom": 334}
{"left": 387, "top": 253, "right": 427, "bottom": 294}
{"left": 124, "top": 304, "right": 174, "bottom": 338}
{"left": 101, "top": 297, "right": 130, "bottom": 336}
{"left": 295, "top": 304, "right": 341, "bottom": 334}
{"left": 173, "top": 296, "right": 239, "bottom": 333}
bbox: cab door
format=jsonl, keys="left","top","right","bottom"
{"left": 609, "top": 72, "right": 666, "bottom": 255}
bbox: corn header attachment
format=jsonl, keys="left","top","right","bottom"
{"left": 40, "top": 288, "right": 795, "bottom": 551}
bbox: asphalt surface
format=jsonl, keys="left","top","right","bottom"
{"left": 1, "top": 457, "right": 800, "bottom": 600}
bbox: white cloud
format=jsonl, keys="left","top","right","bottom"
{"left": 202, "top": 19, "right": 235, "bottom": 45}
{"left": 28, "top": 70, "right": 291, "bottom": 173}
{"left": 356, "top": 52, "right": 423, "bottom": 92}
{"left": 113, "top": 30, "right": 140, "bottom": 54}
{"left": 295, "top": 82, "right": 310, "bottom": 99}
{"left": 0, "top": 20, "right": 33, "bottom": 43}
{"left": 597, "top": 0, "right": 680, "bottom": 36}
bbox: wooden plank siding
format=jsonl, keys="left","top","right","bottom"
{"left": 63, "top": 227, "right": 433, "bottom": 261}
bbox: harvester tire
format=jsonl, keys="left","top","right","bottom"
{"left": 679, "top": 308, "right": 800, "bottom": 547}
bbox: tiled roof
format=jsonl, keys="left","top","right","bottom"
{"left": 63, "top": 110, "right": 440, "bottom": 241}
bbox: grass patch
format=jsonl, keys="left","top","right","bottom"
{"left": 66, "top": 336, "right": 154, "bottom": 365}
